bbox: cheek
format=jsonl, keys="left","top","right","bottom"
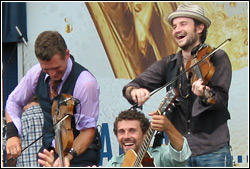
{"left": 172, "top": 30, "right": 176, "bottom": 36}
{"left": 58, "top": 68, "right": 65, "bottom": 74}
{"left": 59, "top": 63, "right": 68, "bottom": 74}
{"left": 117, "top": 135, "right": 123, "bottom": 143}
{"left": 56, "top": 66, "right": 66, "bottom": 75}
{"left": 135, "top": 133, "right": 144, "bottom": 144}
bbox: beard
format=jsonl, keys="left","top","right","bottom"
{"left": 179, "top": 35, "right": 198, "bottom": 51}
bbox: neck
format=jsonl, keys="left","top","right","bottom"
{"left": 182, "top": 42, "right": 202, "bottom": 66}
{"left": 182, "top": 50, "right": 192, "bottom": 67}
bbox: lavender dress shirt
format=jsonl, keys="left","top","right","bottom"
{"left": 5, "top": 58, "right": 100, "bottom": 138}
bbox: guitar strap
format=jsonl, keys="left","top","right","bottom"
{"left": 152, "top": 131, "right": 165, "bottom": 148}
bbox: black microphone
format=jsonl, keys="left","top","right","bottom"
{"left": 74, "top": 98, "right": 80, "bottom": 105}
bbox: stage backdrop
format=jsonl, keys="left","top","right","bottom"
{"left": 2, "top": 1, "right": 248, "bottom": 167}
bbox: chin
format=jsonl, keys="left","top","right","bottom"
{"left": 123, "top": 148, "right": 129, "bottom": 154}
{"left": 123, "top": 147, "right": 133, "bottom": 154}
{"left": 179, "top": 43, "right": 189, "bottom": 50}
{"left": 177, "top": 39, "right": 188, "bottom": 48}
{"left": 177, "top": 41, "right": 184, "bottom": 47}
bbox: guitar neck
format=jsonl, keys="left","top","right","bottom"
{"left": 134, "top": 127, "right": 154, "bottom": 166}
{"left": 134, "top": 109, "right": 162, "bottom": 166}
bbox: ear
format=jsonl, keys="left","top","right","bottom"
{"left": 196, "top": 24, "right": 205, "bottom": 34}
{"left": 65, "top": 49, "right": 70, "bottom": 60}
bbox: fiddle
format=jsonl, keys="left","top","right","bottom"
{"left": 186, "top": 44, "right": 215, "bottom": 104}
{"left": 51, "top": 94, "right": 75, "bottom": 166}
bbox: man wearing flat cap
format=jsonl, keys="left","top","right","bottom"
{"left": 123, "top": 3, "right": 233, "bottom": 167}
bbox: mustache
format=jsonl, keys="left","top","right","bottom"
{"left": 122, "top": 138, "right": 135, "bottom": 143}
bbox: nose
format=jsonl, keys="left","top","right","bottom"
{"left": 48, "top": 69, "right": 57, "bottom": 77}
{"left": 173, "top": 25, "right": 181, "bottom": 34}
{"left": 123, "top": 131, "right": 130, "bottom": 139}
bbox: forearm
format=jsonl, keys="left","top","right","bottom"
{"left": 5, "top": 111, "right": 13, "bottom": 123}
{"left": 5, "top": 116, "right": 22, "bottom": 159}
{"left": 122, "top": 62, "right": 166, "bottom": 104}
{"left": 165, "top": 123, "right": 183, "bottom": 151}
{"left": 5, "top": 110, "right": 22, "bottom": 136}
{"left": 65, "top": 128, "right": 95, "bottom": 161}
{"left": 5, "top": 112, "right": 19, "bottom": 139}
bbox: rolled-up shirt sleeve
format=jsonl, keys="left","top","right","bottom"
{"left": 73, "top": 71, "right": 100, "bottom": 130}
{"left": 168, "top": 137, "right": 192, "bottom": 163}
{"left": 5, "top": 64, "right": 41, "bottom": 136}
{"left": 149, "top": 137, "right": 191, "bottom": 167}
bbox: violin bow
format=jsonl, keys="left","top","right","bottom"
{"left": 129, "top": 38, "right": 231, "bottom": 110}
{"left": 54, "top": 117, "right": 66, "bottom": 166}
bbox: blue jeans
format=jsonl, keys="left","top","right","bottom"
{"left": 187, "top": 144, "right": 233, "bottom": 167}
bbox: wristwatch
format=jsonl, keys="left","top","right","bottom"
{"left": 69, "top": 148, "right": 78, "bottom": 157}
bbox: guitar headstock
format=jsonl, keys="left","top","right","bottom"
{"left": 158, "top": 88, "right": 178, "bottom": 114}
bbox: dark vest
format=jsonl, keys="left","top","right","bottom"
{"left": 36, "top": 56, "right": 87, "bottom": 148}
{"left": 165, "top": 54, "right": 179, "bottom": 91}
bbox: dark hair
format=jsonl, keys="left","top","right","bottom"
{"left": 29, "top": 94, "right": 38, "bottom": 103}
{"left": 34, "top": 31, "right": 67, "bottom": 61}
{"left": 113, "top": 109, "right": 150, "bottom": 136}
{"left": 194, "top": 19, "right": 208, "bottom": 44}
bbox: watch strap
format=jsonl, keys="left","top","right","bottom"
{"left": 69, "top": 148, "right": 78, "bottom": 157}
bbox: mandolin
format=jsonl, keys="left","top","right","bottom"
{"left": 122, "top": 88, "right": 178, "bottom": 167}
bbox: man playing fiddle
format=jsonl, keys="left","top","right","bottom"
{"left": 122, "top": 4, "right": 233, "bottom": 167}
{"left": 5, "top": 31, "right": 101, "bottom": 167}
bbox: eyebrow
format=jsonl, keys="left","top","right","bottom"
{"left": 42, "top": 66, "right": 60, "bottom": 71}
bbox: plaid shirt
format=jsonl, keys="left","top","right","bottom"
{"left": 16, "top": 105, "right": 43, "bottom": 167}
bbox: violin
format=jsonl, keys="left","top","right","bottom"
{"left": 186, "top": 44, "right": 216, "bottom": 104}
{"left": 51, "top": 94, "right": 75, "bottom": 166}
{"left": 186, "top": 44, "right": 215, "bottom": 104}
{"left": 186, "top": 44, "right": 214, "bottom": 84}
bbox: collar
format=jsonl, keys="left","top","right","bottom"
{"left": 170, "top": 50, "right": 183, "bottom": 66}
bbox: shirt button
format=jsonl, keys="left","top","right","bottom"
{"left": 188, "top": 132, "right": 191, "bottom": 134}
{"left": 188, "top": 120, "right": 191, "bottom": 123}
